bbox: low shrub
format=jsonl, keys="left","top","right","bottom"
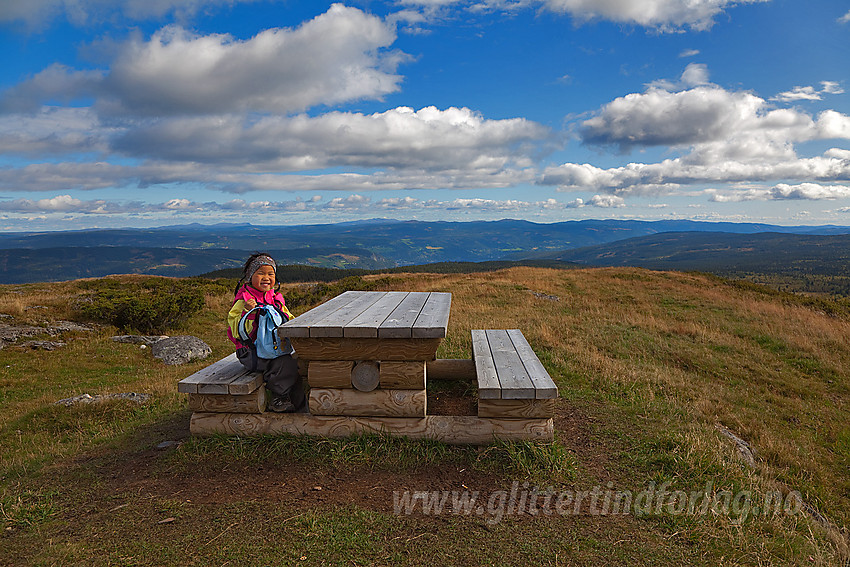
{"left": 75, "top": 278, "right": 205, "bottom": 334}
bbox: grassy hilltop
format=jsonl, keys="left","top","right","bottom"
{"left": 1, "top": 267, "right": 848, "bottom": 565}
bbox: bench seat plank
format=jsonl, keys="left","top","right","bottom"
{"left": 486, "top": 330, "right": 536, "bottom": 399}
{"left": 507, "top": 329, "right": 558, "bottom": 399}
{"left": 178, "top": 353, "right": 263, "bottom": 395}
{"left": 471, "top": 329, "right": 501, "bottom": 399}
{"left": 471, "top": 329, "right": 558, "bottom": 401}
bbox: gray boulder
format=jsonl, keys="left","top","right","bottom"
{"left": 151, "top": 335, "right": 211, "bottom": 365}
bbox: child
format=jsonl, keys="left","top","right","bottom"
{"left": 227, "top": 252, "right": 305, "bottom": 413}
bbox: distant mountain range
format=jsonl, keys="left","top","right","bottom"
{"left": 1, "top": 219, "right": 849, "bottom": 284}
{"left": 542, "top": 231, "right": 850, "bottom": 277}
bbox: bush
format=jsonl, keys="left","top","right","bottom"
{"left": 75, "top": 278, "right": 205, "bottom": 334}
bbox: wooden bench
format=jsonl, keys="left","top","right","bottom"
{"left": 471, "top": 329, "right": 558, "bottom": 418}
{"left": 177, "top": 353, "right": 267, "bottom": 413}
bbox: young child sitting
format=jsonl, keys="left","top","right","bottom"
{"left": 227, "top": 252, "right": 305, "bottom": 413}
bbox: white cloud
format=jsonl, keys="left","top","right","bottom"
{"left": 838, "top": 10, "right": 850, "bottom": 24}
{"left": 0, "top": 194, "right": 130, "bottom": 213}
{"left": 579, "top": 79, "right": 850, "bottom": 161}
{"left": 679, "top": 49, "right": 700, "bottom": 57}
{"left": 0, "top": 192, "right": 597, "bottom": 216}
{"left": 0, "top": 107, "right": 109, "bottom": 155}
{"left": 114, "top": 106, "right": 548, "bottom": 172}
{"left": 772, "top": 81, "right": 845, "bottom": 103}
{"left": 399, "top": 0, "right": 765, "bottom": 30}
{"left": 588, "top": 194, "right": 626, "bottom": 207}
{"left": 2, "top": 5, "right": 404, "bottom": 116}
{"left": 540, "top": 152, "right": 850, "bottom": 196}
{"left": 539, "top": 0, "right": 768, "bottom": 31}
{"left": 707, "top": 183, "right": 850, "bottom": 202}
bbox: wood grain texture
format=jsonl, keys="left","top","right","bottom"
{"left": 426, "top": 359, "right": 476, "bottom": 381}
{"left": 290, "top": 337, "right": 441, "bottom": 361}
{"left": 188, "top": 387, "right": 266, "bottom": 414}
{"left": 344, "top": 292, "right": 409, "bottom": 338}
{"left": 307, "top": 291, "right": 385, "bottom": 337}
{"left": 472, "top": 329, "right": 500, "bottom": 399}
{"left": 477, "top": 398, "right": 555, "bottom": 418}
{"left": 412, "top": 292, "right": 451, "bottom": 338}
{"left": 351, "top": 361, "right": 380, "bottom": 392}
{"left": 278, "top": 292, "right": 361, "bottom": 338}
{"left": 190, "top": 413, "right": 554, "bottom": 444}
{"left": 486, "top": 329, "right": 535, "bottom": 399}
{"left": 506, "top": 329, "right": 558, "bottom": 399}
{"left": 308, "top": 360, "right": 354, "bottom": 388}
{"left": 309, "top": 388, "right": 426, "bottom": 417}
{"left": 178, "top": 353, "right": 263, "bottom": 395}
{"left": 378, "top": 292, "right": 430, "bottom": 338}
{"left": 380, "top": 361, "right": 426, "bottom": 389}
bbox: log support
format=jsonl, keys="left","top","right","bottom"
{"left": 190, "top": 413, "right": 553, "bottom": 444}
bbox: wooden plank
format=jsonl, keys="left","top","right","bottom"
{"left": 188, "top": 387, "right": 266, "bottom": 414}
{"left": 227, "top": 371, "right": 264, "bottom": 395}
{"left": 309, "top": 388, "right": 426, "bottom": 417}
{"left": 307, "top": 291, "right": 386, "bottom": 338}
{"left": 478, "top": 399, "right": 555, "bottom": 418}
{"left": 381, "top": 361, "right": 426, "bottom": 389}
{"left": 412, "top": 292, "right": 451, "bottom": 338}
{"left": 177, "top": 353, "right": 242, "bottom": 393}
{"left": 471, "top": 330, "right": 501, "bottom": 400}
{"left": 290, "top": 337, "right": 441, "bottom": 361}
{"left": 507, "top": 329, "right": 559, "bottom": 399}
{"left": 486, "top": 330, "right": 535, "bottom": 400}
{"left": 378, "top": 292, "right": 430, "bottom": 338}
{"left": 344, "top": 291, "right": 409, "bottom": 338}
{"left": 190, "top": 413, "right": 554, "bottom": 444}
{"left": 278, "top": 291, "right": 363, "bottom": 338}
{"left": 308, "top": 360, "right": 354, "bottom": 388}
{"left": 426, "top": 359, "right": 476, "bottom": 381}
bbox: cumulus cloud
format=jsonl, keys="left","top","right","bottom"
{"left": 839, "top": 10, "right": 850, "bottom": 24}
{"left": 114, "top": 106, "right": 548, "bottom": 172}
{"left": 1, "top": 5, "right": 404, "bottom": 116}
{"left": 579, "top": 75, "right": 850, "bottom": 161}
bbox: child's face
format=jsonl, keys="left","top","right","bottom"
{"left": 250, "top": 265, "right": 276, "bottom": 292}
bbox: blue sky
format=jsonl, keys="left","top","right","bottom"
{"left": 0, "top": 0, "right": 848, "bottom": 230}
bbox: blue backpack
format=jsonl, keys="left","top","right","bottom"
{"left": 237, "top": 304, "right": 292, "bottom": 359}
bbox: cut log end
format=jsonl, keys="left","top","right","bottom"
{"left": 351, "top": 361, "right": 380, "bottom": 392}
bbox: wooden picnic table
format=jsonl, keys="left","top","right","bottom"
{"left": 185, "top": 289, "right": 555, "bottom": 443}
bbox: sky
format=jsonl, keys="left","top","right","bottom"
{"left": 0, "top": 0, "right": 849, "bottom": 230}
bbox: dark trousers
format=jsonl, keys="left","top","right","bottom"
{"left": 236, "top": 346, "right": 306, "bottom": 409}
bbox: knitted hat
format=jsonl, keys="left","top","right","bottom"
{"left": 245, "top": 254, "right": 276, "bottom": 282}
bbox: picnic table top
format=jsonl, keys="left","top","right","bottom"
{"left": 278, "top": 290, "right": 451, "bottom": 340}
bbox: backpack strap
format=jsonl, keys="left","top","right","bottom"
{"left": 237, "top": 305, "right": 265, "bottom": 345}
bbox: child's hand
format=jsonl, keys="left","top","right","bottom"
{"left": 246, "top": 297, "right": 257, "bottom": 309}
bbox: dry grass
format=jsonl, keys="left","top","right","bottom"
{"left": 1, "top": 267, "right": 849, "bottom": 565}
